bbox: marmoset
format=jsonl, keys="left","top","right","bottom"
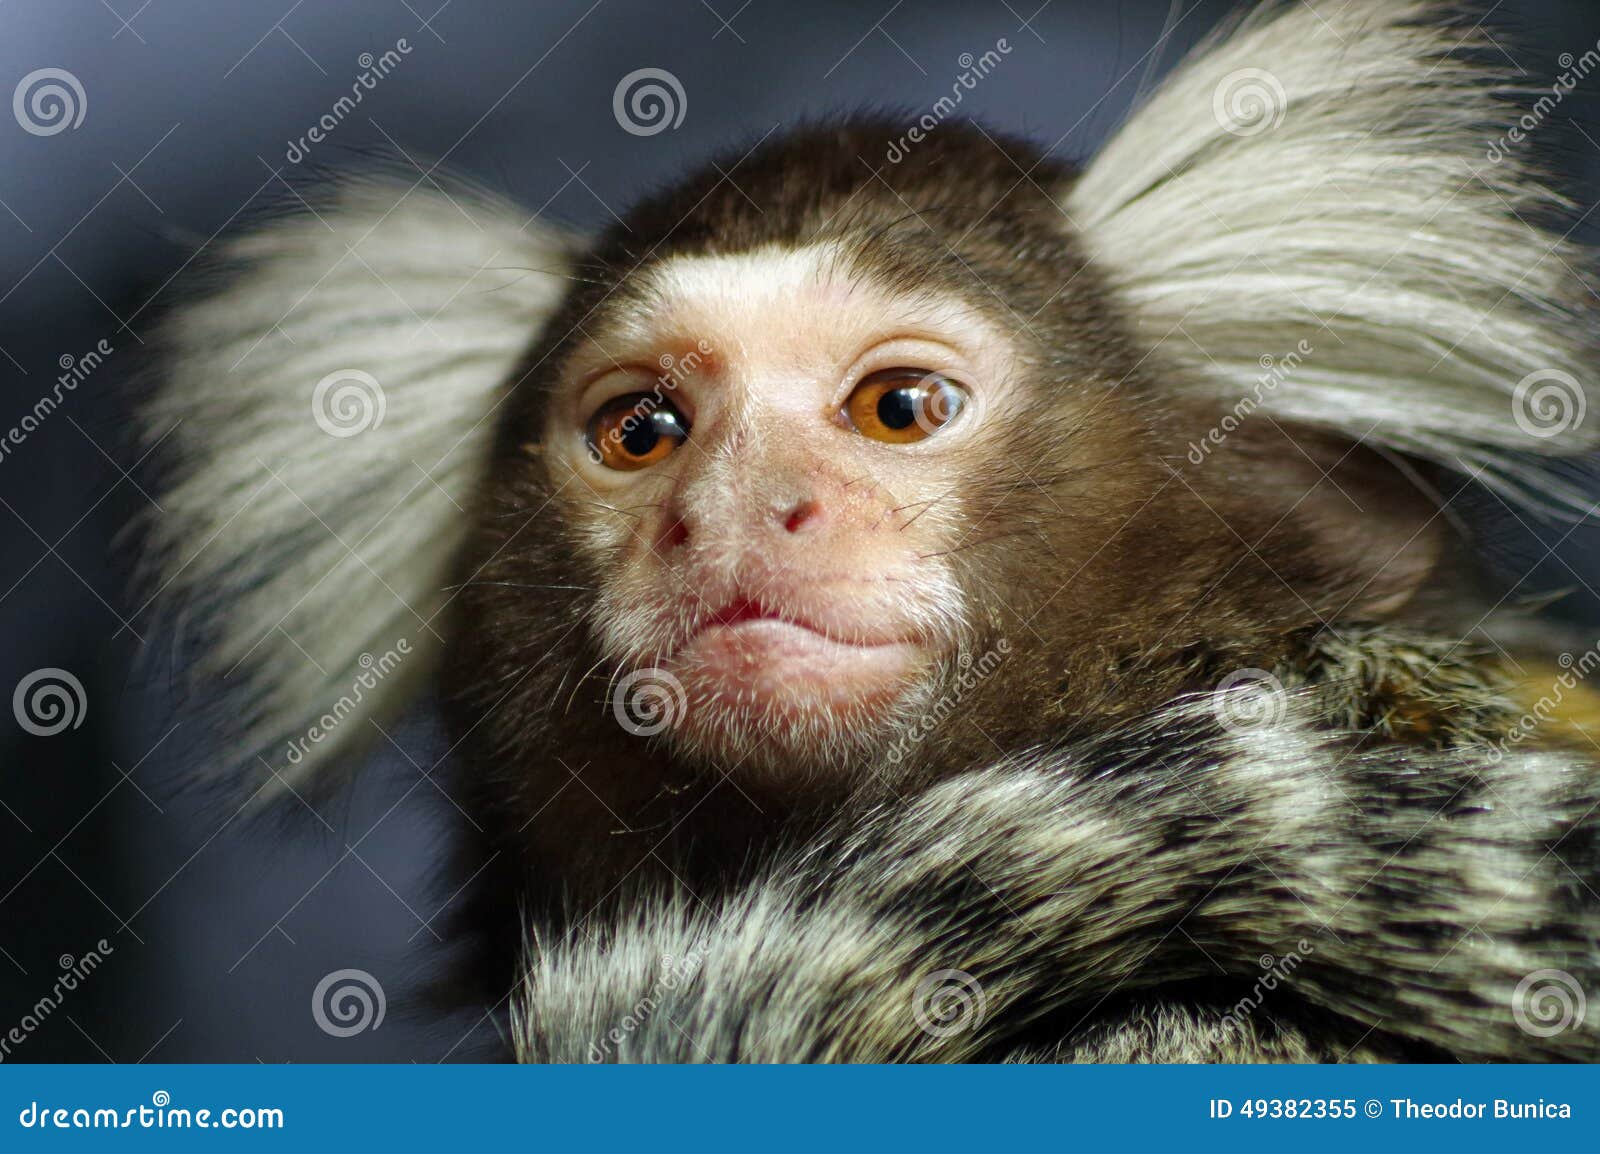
{"left": 143, "top": 0, "right": 1600, "bottom": 1061}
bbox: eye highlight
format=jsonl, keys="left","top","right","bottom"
{"left": 844, "top": 368, "right": 968, "bottom": 444}
{"left": 586, "top": 393, "right": 691, "bottom": 471}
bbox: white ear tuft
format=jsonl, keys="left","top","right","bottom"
{"left": 142, "top": 179, "right": 576, "bottom": 794}
{"left": 1069, "top": 0, "right": 1598, "bottom": 510}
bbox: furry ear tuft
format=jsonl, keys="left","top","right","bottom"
{"left": 1069, "top": 0, "right": 1599, "bottom": 511}
{"left": 141, "top": 180, "right": 576, "bottom": 794}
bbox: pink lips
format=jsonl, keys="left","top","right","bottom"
{"left": 705, "top": 598, "right": 771, "bottom": 629}
{"left": 669, "top": 592, "right": 922, "bottom": 715}
{"left": 700, "top": 597, "right": 823, "bottom": 637}
{"left": 688, "top": 592, "right": 911, "bottom": 651}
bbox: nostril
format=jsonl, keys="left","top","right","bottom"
{"left": 658, "top": 517, "right": 690, "bottom": 552}
{"left": 782, "top": 500, "right": 821, "bottom": 534}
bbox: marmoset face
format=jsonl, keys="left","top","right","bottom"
{"left": 545, "top": 243, "right": 1042, "bottom": 771}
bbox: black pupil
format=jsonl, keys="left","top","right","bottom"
{"left": 621, "top": 416, "right": 661, "bottom": 457}
{"left": 877, "top": 387, "right": 918, "bottom": 430}
{"left": 616, "top": 406, "right": 686, "bottom": 458}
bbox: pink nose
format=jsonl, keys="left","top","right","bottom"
{"left": 656, "top": 489, "right": 825, "bottom": 556}
{"left": 781, "top": 499, "right": 821, "bottom": 534}
{"left": 656, "top": 497, "right": 822, "bottom": 553}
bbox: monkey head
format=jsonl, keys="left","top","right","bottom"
{"left": 450, "top": 120, "right": 1450, "bottom": 831}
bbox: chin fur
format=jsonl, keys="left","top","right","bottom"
{"left": 661, "top": 671, "right": 941, "bottom": 788}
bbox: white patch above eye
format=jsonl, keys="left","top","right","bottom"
{"left": 624, "top": 242, "right": 1007, "bottom": 353}
{"left": 568, "top": 242, "right": 1015, "bottom": 421}
{"left": 614, "top": 242, "right": 909, "bottom": 370}
{"left": 643, "top": 242, "right": 855, "bottom": 310}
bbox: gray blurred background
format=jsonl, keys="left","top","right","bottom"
{"left": 1, "top": 0, "right": 1598, "bottom": 1063}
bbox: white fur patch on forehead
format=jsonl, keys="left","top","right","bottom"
{"left": 612, "top": 242, "right": 993, "bottom": 353}
{"left": 645, "top": 242, "right": 855, "bottom": 306}
{"left": 558, "top": 242, "right": 1028, "bottom": 433}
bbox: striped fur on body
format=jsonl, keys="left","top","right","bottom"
{"left": 515, "top": 636, "right": 1600, "bottom": 1063}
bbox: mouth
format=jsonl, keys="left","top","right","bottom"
{"left": 671, "top": 596, "right": 923, "bottom": 713}
{"left": 703, "top": 598, "right": 784, "bottom": 631}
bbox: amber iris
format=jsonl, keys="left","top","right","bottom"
{"left": 844, "top": 368, "right": 966, "bottom": 444}
{"left": 586, "top": 394, "right": 691, "bottom": 470}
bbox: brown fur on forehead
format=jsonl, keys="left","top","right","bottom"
{"left": 558, "top": 116, "right": 1098, "bottom": 343}
{"left": 618, "top": 116, "right": 1074, "bottom": 262}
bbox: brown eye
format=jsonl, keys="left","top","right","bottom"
{"left": 586, "top": 394, "right": 690, "bottom": 471}
{"left": 844, "top": 369, "right": 967, "bottom": 444}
